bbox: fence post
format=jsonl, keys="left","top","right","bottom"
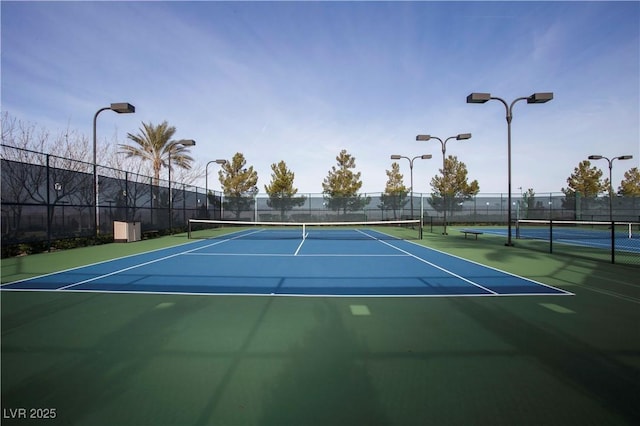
{"left": 151, "top": 176, "right": 155, "bottom": 227}
{"left": 182, "top": 184, "right": 186, "bottom": 229}
{"left": 124, "top": 171, "right": 129, "bottom": 222}
{"left": 46, "top": 154, "right": 51, "bottom": 252}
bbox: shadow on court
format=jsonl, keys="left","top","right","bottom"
{"left": 1, "top": 294, "right": 213, "bottom": 425}
{"left": 448, "top": 296, "right": 640, "bottom": 424}
{"left": 257, "top": 300, "right": 390, "bottom": 426}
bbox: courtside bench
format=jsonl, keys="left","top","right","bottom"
{"left": 460, "top": 229, "right": 483, "bottom": 240}
{"left": 143, "top": 230, "right": 160, "bottom": 239}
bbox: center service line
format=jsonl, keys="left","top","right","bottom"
{"left": 294, "top": 234, "right": 307, "bottom": 256}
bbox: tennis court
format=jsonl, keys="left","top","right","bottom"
{"left": 2, "top": 222, "right": 639, "bottom": 426}
{"left": 1, "top": 220, "right": 570, "bottom": 297}
{"left": 466, "top": 220, "right": 640, "bottom": 253}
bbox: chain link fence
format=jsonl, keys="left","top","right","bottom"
{"left": 2, "top": 144, "right": 639, "bottom": 264}
{"left": 1, "top": 145, "right": 222, "bottom": 253}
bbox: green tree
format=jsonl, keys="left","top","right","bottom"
{"left": 120, "top": 121, "right": 194, "bottom": 185}
{"left": 561, "top": 160, "right": 609, "bottom": 214}
{"left": 428, "top": 155, "right": 479, "bottom": 217}
{"left": 618, "top": 167, "right": 640, "bottom": 195}
{"left": 563, "top": 160, "right": 609, "bottom": 197}
{"left": 264, "top": 161, "right": 306, "bottom": 220}
{"left": 521, "top": 188, "right": 535, "bottom": 219}
{"left": 322, "top": 149, "right": 370, "bottom": 217}
{"left": 378, "top": 162, "right": 408, "bottom": 219}
{"left": 218, "top": 153, "right": 258, "bottom": 219}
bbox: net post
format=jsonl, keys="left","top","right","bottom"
{"left": 187, "top": 219, "right": 192, "bottom": 239}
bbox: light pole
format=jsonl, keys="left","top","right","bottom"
{"left": 588, "top": 154, "right": 633, "bottom": 263}
{"left": 93, "top": 102, "right": 135, "bottom": 238}
{"left": 416, "top": 133, "right": 471, "bottom": 235}
{"left": 168, "top": 139, "right": 196, "bottom": 233}
{"left": 390, "top": 154, "right": 432, "bottom": 221}
{"left": 467, "top": 92, "right": 553, "bottom": 246}
{"left": 205, "top": 159, "right": 227, "bottom": 214}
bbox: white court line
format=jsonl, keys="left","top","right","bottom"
{"left": 294, "top": 235, "right": 306, "bottom": 256}
{"left": 184, "top": 253, "right": 407, "bottom": 257}
{"left": 355, "top": 230, "right": 499, "bottom": 295}
{"left": 56, "top": 230, "right": 264, "bottom": 291}
{"left": 0, "top": 237, "right": 207, "bottom": 287}
{"left": 399, "top": 235, "right": 574, "bottom": 296}
{"left": 0, "top": 287, "right": 521, "bottom": 298}
{"left": 3, "top": 228, "right": 575, "bottom": 299}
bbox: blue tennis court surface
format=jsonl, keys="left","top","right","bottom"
{"left": 475, "top": 226, "right": 640, "bottom": 253}
{"left": 1, "top": 229, "right": 572, "bottom": 297}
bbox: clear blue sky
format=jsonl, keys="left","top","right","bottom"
{"left": 2, "top": 1, "right": 639, "bottom": 194}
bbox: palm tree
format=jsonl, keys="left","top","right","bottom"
{"left": 120, "top": 121, "right": 195, "bottom": 228}
{"left": 119, "top": 121, "right": 194, "bottom": 184}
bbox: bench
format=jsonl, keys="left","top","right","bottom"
{"left": 143, "top": 230, "right": 160, "bottom": 239}
{"left": 460, "top": 229, "right": 483, "bottom": 240}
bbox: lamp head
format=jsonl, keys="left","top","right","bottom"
{"left": 176, "top": 139, "right": 196, "bottom": 147}
{"left": 416, "top": 135, "right": 431, "bottom": 141}
{"left": 215, "top": 159, "right": 227, "bottom": 164}
{"left": 527, "top": 92, "right": 554, "bottom": 104}
{"left": 110, "top": 103, "right": 136, "bottom": 114}
{"left": 390, "top": 155, "right": 402, "bottom": 160}
{"left": 588, "top": 155, "right": 603, "bottom": 160}
{"left": 420, "top": 154, "right": 432, "bottom": 159}
{"left": 456, "top": 133, "right": 472, "bottom": 140}
{"left": 466, "top": 93, "right": 491, "bottom": 104}
{"left": 618, "top": 155, "right": 633, "bottom": 160}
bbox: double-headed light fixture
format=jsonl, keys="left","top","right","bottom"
{"left": 467, "top": 92, "right": 553, "bottom": 246}
{"left": 389, "top": 154, "right": 432, "bottom": 221}
{"left": 415, "top": 133, "right": 471, "bottom": 235}
{"left": 587, "top": 154, "right": 633, "bottom": 263}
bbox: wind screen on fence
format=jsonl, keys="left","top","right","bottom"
{"left": 188, "top": 219, "right": 422, "bottom": 240}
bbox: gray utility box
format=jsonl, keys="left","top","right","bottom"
{"left": 113, "top": 221, "right": 141, "bottom": 243}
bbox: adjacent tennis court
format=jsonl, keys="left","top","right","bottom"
{"left": 1, "top": 220, "right": 570, "bottom": 297}
{"left": 464, "top": 220, "right": 640, "bottom": 253}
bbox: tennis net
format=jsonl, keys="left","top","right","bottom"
{"left": 188, "top": 219, "right": 422, "bottom": 240}
{"left": 516, "top": 219, "right": 639, "bottom": 241}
